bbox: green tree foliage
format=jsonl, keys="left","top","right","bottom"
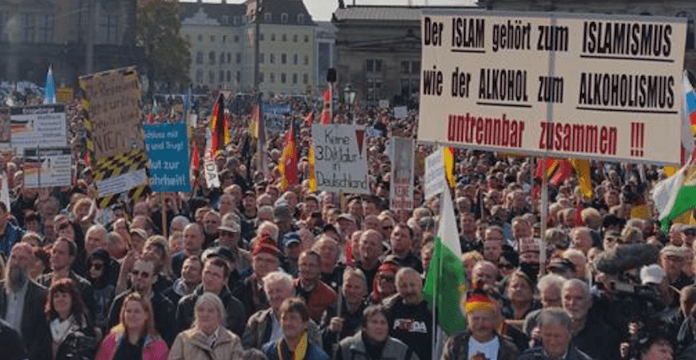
{"left": 137, "top": 0, "right": 191, "bottom": 87}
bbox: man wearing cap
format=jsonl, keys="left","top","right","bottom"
{"left": 171, "top": 223, "right": 206, "bottom": 278}
{"left": 442, "top": 286, "right": 519, "bottom": 360}
{"left": 273, "top": 203, "right": 297, "bottom": 248}
{"left": 336, "top": 213, "right": 359, "bottom": 244}
{"left": 176, "top": 256, "right": 247, "bottom": 335}
{"left": 547, "top": 258, "right": 577, "bottom": 279}
{"left": 214, "top": 213, "right": 251, "bottom": 272}
{"left": 234, "top": 234, "right": 280, "bottom": 319}
{"left": 294, "top": 250, "right": 337, "bottom": 323}
{"left": 280, "top": 232, "right": 302, "bottom": 277}
{"left": 661, "top": 245, "right": 692, "bottom": 290}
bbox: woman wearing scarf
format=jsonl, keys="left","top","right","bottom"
{"left": 45, "top": 278, "right": 98, "bottom": 360}
{"left": 368, "top": 262, "right": 399, "bottom": 305}
{"left": 168, "top": 292, "right": 244, "bottom": 360}
{"left": 262, "top": 297, "right": 330, "bottom": 360}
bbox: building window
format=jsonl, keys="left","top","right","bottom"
{"left": 234, "top": 35, "right": 239, "bottom": 42}
{"left": 39, "top": 14, "right": 54, "bottom": 43}
{"left": 401, "top": 61, "right": 409, "bottom": 74}
{"left": 227, "top": 53, "right": 231, "bottom": 63}
{"left": 293, "top": 34, "right": 298, "bottom": 42}
{"left": 209, "top": 51, "right": 216, "bottom": 65}
{"left": 304, "top": 55, "right": 309, "bottom": 65}
{"left": 292, "top": 73, "right": 298, "bottom": 84}
{"left": 0, "top": 13, "right": 5, "bottom": 41}
{"left": 196, "top": 69, "right": 203, "bottom": 83}
{"left": 222, "top": 15, "right": 229, "bottom": 25}
{"left": 281, "top": 54, "right": 287, "bottom": 64}
{"left": 293, "top": 54, "right": 298, "bottom": 65}
{"left": 236, "top": 53, "right": 241, "bottom": 64}
{"left": 270, "top": 73, "right": 275, "bottom": 83}
{"left": 99, "top": 14, "right": 118, "bottom": 44}
{"left": 227, "top": 71, "right": 231, "bottom": 82}
{"left": 196, "top": 52, "right": 203, "bottom": 64}
{"left": 281, "top": 13, "right": 288, "bottom": 24}
{"left": 198, "top": 35, "right": 203, "bottom": 42}
{"left": 366, "top": 79, "right": 383, "bottom": 101}
{"left": 260, "top": 53, "right": 265, "bottom": 63}
{"left": 303, "top": 74, "right": 309, "bottom": 84}
{"left": 271, "top": 33, "right": 275, "bottom": 41}
{"left": 259, "top": 72, "right": 264, "bottom": 83}
{"left": 22, "top": 14, "right": 35, "bottom": 43}
{"left": 282, "top": 34, "right": 287, "bottom": 42}
{"left": 270, "top": 54, "right": 275, "bottom": 64}
{"left": 412, "top": 61, "right": 420, "bottom": 74}
{"left": 219, "top": 71, "right": 224, "bottom": 82}
{"left": 260, "top": 33, "right": 264, "bottom": 41}
{"left": 236, "top": 71, "right": 241, "bottom": 82}
{"left": 281, "top": 73, "right": 286, "bottom": 84}
{"left": 264, "top": 12, "right": 272, "bottom": 22}
{"left": 304, "top": 35, "right": 309, "bottom": 42}
{"left": 222, "top": 35, "right": 226, "bottom": 43}
{"left": 209, "top": 71, "right": 215, "bottom": 83}
{"left": 220, "top": 53, "right": 225, "bottom": 64}
{"left": 297, "top": 14, "right": 305, "bottom": 25}
{"left": 366, "top": 59, "right": 382, "bottom": 72}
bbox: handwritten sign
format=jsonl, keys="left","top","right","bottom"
{"left": 390, "top": 137, "right": 415, "bottom": 210}
{"left": 10, "top": 104, "right": 67, "bottom": 152}
{"left": 79, "top": 67, "right": 143, "bottom": 160}
{"left": 311, "top": 124, "right": 369, "bottom": 194}
{"left": 144, "top": 122, "right": 191, "bottom": 192}
{"left": 425, "top": 147, "right": 446, "bottom": 201}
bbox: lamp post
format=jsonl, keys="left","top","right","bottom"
{"left": 343, "top": 83, "right": 356, "bottom": 124}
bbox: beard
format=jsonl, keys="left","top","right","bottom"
{"left": 6, "top": 265, "right": 28, "bottom": 292}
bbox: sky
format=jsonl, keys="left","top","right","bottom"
{"left": 179, "top": 0, "right": 477, "bottom": 22}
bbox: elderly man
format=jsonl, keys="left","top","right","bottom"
{"left": 661, "top": 245, "right": 692, "bottom": 290}
{"left": 234, "top": 234, "right": 280, "bottom": 319}
{"left": 522, "top": 274, "right": 566, "bottom": 340}
{"left": 84, "top": 224, "right": 120, "bottom": 285}
{"left": 562, "top": 279, "right": 620, "bottom": 360}
{"left": 171, "top": 223, "right": 206, "bottom": 278}
{"left": 0, "top": 243, "right": 50, "bottom": 360}
{"left": 518, "top": 308, "right": 594, "bottom": 360}
{"left": 214, "top": 213, "right": 251, "bottom": 272}
{"left": 442, "top": 287, "right": 519, "bottom": 360}
{"left": 242, "top": 271, "right": 321, "bottom": 349}
{"left": 569, "top": 227, "right": 594, "bottom": 255}
{"left": 471, "top": 260, "right": 499, "bottom": 287}
{"left": 384, "top": 267, "right": 433, "bottom": 360}
{"left": 312, "top": 236, "right": 343, "bottom": 292}
{"left": 320, "top": 267, "right": 368, "bottom": 354}
{"left": 295, "top": 250, "right": 337, "bottom": 323}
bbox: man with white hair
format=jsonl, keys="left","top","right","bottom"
{"left": 522, "top": 274, "right": 566, "bottom": 340}
{"left": 242, "top": 271, "right": 321, "bottom": 349}
{"left": 518, "top": 307, "right": 593, "bottom": 360}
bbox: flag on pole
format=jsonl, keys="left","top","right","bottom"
{"left": 249, "top": 103, "right": 260, "bottom": 139}
{"left": 320, "top": 107, "right": 331, "bottom": 125}
{"left": 191, "top": 145, "right": 200, "bottom": 172}
{"left": 44, "top": 65, "right": 56, "bottom": 104}
{"left": 443, "top": 147, "right": 455, "bottom": 188}
{"left": 279, "top": 122, "right": 298, "bottom": 191}
{"left": 682, "top": 71, "right": 696, "bottom": 164}
{"left": 653, "top": 164, "right": 696, "bottom": 231}
{"left": 423, "top": 191, "right": 468, "bottom": 335}
{"left": 535, "top": 158, "right": 559, "bottom": 179}
{"left": 550, "top": 160, "right": 574, "bottom": 186}
{"left": 308, "top": 144, "right": 317, "bottom": 192}
{"left": 210, "top": 95, "right": 229, "bottom": 151}
{"left": 570, "top": 159, "right": 592, "bottom": 199}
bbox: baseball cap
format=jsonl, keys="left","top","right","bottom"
{"left": 282, "top": 232, "right": 301, "bottom": 248}
{"left": 273, "top": 204, "right": 293, "bottom": 222}
{"left": 218, "top": 213, "right": 240, "bottom": 233}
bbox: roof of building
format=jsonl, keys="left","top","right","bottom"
{"left": 180, "top": 0, "right": 315, "bottom": 27}
{"left": 180, "top": 2, "right": 247, "bottom": 26}
{"left": 256, "top": 0, "right": 316, "bottom": 26}
{"left": 333, "top": 5, "right": 479, "bottom": 22}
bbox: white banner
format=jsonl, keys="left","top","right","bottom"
{"left": 23, "top": 147, "right": 72, "bottom": 188}
{"left": 311, "top": 124, "right": 369, "bottom": 194}
{"left": 419, "top": 11, "right": 687, "bottom": 164}
{"left": 96, "top": 169, "right": 147, "bottom": 197}
{"left": 424, "top": 147, "right": 446, "bottom": 201}
{"left": 10, "top": 104, "right": 67, "bottom": 152}
{"left": 390, "top": 137, "right": 415, "bottom": 210}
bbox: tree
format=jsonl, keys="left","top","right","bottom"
{"left": 137, "top": 0, "right": 191, "bottom": 90}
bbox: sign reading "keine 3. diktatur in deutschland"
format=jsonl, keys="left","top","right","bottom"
{"left": 418, "top": 11, "right": 688, "bottom": 164}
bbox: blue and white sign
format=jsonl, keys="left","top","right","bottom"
{"left": 144, "top": 122, "right": 190, "bottom": 192}
{"left": 263, "top": 103, "right": 290, "bottom": 134}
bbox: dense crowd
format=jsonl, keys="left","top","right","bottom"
{"left": 0, "top": 92, "right": 688, "bottom": 360}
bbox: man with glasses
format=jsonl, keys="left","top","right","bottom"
{"left": 214, "top": 213, "right": 251, "bottom": 272}
{"left": 682, "top": 225, "right": 696, "bottom": 248}
{"left": 107, "top": 257, "right": 176, "bottom": 345}
{"left": 660, "top": 245, "right": 692, "bottom": 290}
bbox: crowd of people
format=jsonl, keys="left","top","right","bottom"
{"left": 0, "top": 91, "right": 690, "bottom": 360}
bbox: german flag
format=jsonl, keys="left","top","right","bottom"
{"left": 279, "top": 122, "right": 298, "bottom": 191}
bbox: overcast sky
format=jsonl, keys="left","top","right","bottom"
{"left": 180, "top": 0, "right": 477, "bottom": 22}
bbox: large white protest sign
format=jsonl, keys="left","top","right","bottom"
{"left": 311, "top": 124, "right": 369, "bottom": 194}
{"left": 419, "top": 11, "right": 688, "bottom": 164}
{"left": 10, "top": 104, "right": 67, "bottom": 152}
{"left": 424, "top": 147, "right": 446, "bottom": 201}
{"left": 23, "top": 147, "right": 72, "bottom": 188}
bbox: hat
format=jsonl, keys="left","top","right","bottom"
{"left": 218, "top": 214, "right": 240, "bottom": 233}
{"left": 661, "top": 245, "right": 689, "bottom": 258}
{"left": 337, "top": 213, "right": 357, "bottom": 224}
{"left": 129, "top": 228, "right": 147, "bottom": 240}
{"left": 282, "top": 232, "right": 301, "bottom": 248}
{"left": 253, "top": 233, "right": 280, "bottom": 257}
{"left": 205, "top": 246, "right": 236, "bottom": 263}
{"left": 273, "top": 204, "right": 293, "bottom": 222}
{"left": 547, "top": 257, "right": 576, "bottom": 273}
{"left": 640, "top": 264, "right": 666, "bottom": 285}
{"left": 463, "top": 284, "right": 496, "bottom": 314}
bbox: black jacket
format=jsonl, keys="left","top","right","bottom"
{"left": 383, "top": 295, "right": 432, "bottom": 360}
{"left": 0, "top": 280, "right": 50, "bottom": 360}
{"left": 572, "top": 310, "right": 621, "bottom": 360}
{"left": 176, "top": 284, "right": 246, "bottom": 336}
{"left": 320, "top": 300, "right": 367, "bottom": 355}
{"left": 0, "top": 318, "right": 29, "bottom": 360}
{"left": 518, "top": 345, "right": 595, "bottom": 360}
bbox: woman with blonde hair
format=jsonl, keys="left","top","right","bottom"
{"left": 95, "top": 292, "right": 168, "bottom": 360}
{"left": 168, "top": 292, "right": 244, "bottom": 360}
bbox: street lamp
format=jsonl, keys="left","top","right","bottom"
{"left": 343, "top": 83, "right": 356, "bottom": 105}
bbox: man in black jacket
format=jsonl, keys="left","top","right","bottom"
{"left": 384, "top": 267, "right": 432, "bottom": 360}
{"left": 518, "top": 307, "right": 594, "bottom": 360}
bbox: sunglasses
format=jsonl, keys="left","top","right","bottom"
{"left": 379, "top": 275, "right": 395, "bottom": 282}
{"left": 131, "top": 270, "right": 151, "bottom": 278}
{"left": 90, "top": 263, "right": 104, "bottom": 271}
